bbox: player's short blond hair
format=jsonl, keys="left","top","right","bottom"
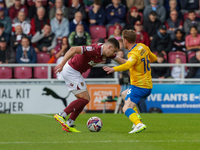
{"left": 122, "top": 29, "right": 136, "bottom": 44}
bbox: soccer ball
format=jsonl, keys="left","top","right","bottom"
{"left": 86, "top": 116, "right": 103, "bottom": 132}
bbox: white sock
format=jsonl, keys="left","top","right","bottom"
{"left": 58, "top": 111, "right": 67, "bottom": 119}
{"left": 67, "top": 119, "right": 74, "bottom": 126}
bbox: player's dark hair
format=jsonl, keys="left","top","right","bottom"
{"left": 94, "top": 0, "right": 101, "bottom": 5}
{"left": 188, "top": 10, "right": 195, "bottom": 14}
{"left": 149, "top": 11, "right": 157, "bottom": 16}
{"left": 157, "top": 52, "right": 164, "bottom": 58}
{"left": 122, "top": 29, "right": 136, "bottom": 44}
{"left": 106, "top": 38, "right": 120, "bottom": 49}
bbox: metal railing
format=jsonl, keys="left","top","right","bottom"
{"left": 0, "top": 63, "right": 200, "bottom": 84}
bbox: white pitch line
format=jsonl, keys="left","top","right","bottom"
{"left": 0, "top": 140, "right": 200, "bottom": 144}
{"left": 35, "top": 114, "right": 53, "bottom": 118}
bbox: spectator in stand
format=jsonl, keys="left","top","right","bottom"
{"left": 183, "top": 10, "right": 200, "bottom": 35}
{"left": 27, "top": 0, "right": 48, "bottom": 7}
{"left": 49, "top": 0, "right": 68, "bottom": 20}
{"left": 0, "top": 23, "right": 10, "bottom": 43}
{"left": 68, "top": 24, "right": 91, "bottom": 47}
{"left": 89, "top": 0, "right": 106, "bottom": 26}
{"left": 16, "top": 36, "right": 37, "bottom": 63}
{"left": 12, "top": 11, "right": 31, "bottom": 36}
{"left": 144, "top": 0, "right": 164, "bottom": 7}
{"left": 53, "top": 37, "right": 70, "bottom": 80}
{"left": 103, "top": 0, "right": 126, "bottom": 8}
{"left": 118, "top": 39, "right": 128, "bottom": 59}
{"left": 171, "top": 57, "right": 187, "bottom": 83}
{"left": 150, "top": 25, "right": 172, "bottom": 54}
{"left": 126, "top": 0, "right": 144, "bottom": 12}
{"left": 185, "top": 26, "right": 200, "bottom": 51}
{"left": 31, "top": 23, "right": 56, "bottom": 53}
{"left": 143, "top": 0, "right": 166, "bottom": 23}
{"left": 51, "top": 9, "right": 69, "bottom": 39}
{"left": 143, "top": 11, "right": 162, "bottom": 41}
{"left": 166, "top": 0, "right": 183, "bottom": 21}
{"left": 187, "top": 51, "right": 200, "bottom": 78}
{"left": 10, "top": 25, "right": 26, "bottom": 51}
{"left": 165, "top": 9, "right": 183, "bottom": 40}
{"left": 109, "top": 24, "right": 122, "bottom": 40}
{"left": 8, "top": 0, "right": 28, "bottom": 21}
{"left": 28, "top": 0, "right": 48, "bottom": 19}
{"left": 151, "top": 52, "right": 171, "bottom": 81}
{"left": 123, "top": 6, "right": 141, "bottom": 30}
{"left": 0, "top": 7, "right": 12, "bottom": 34}
{"left": 69, "top": 11, "right": 89, "bottom": 34}
{"left": 5, "top": 0, "right": 25, "bottom": 8}
{"left": 48, "top": 0, "right": 55, "bottom": 7}
{"left": 179, "top": 0, "right": 199, "bottom": 13}
{"left": 31, "top": 7, "right": 49, "bottom": 36}
{"left": 134, "top": 21, "right": 150, "bottom": 46}
{"left": 106, "top": 0, "right": 126, "bottom": 28}
{"left": 172, "top": 29, "right": 186, "bottom": 52}
{"left": 0, "top": 0, "right": 8, "bottom": 16}
{"left": 0, "top": 37, "right": 15, "bottom": 64}
{"left": 68, "top": 0, "right": 87, "bottom": 22}
{"left": 48, "top": 37, "right": 70, "bottom": 64}
{"left": 84, "top": 0, "right": 94, "bottom": 12}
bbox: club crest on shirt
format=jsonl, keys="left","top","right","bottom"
{"left": 86, "top": 46, "right": 93, "bottom": 51}
{"left": 140, "top": 49, "right": 146, "bottom": 56}
{"left": 81, "top": 82, "right": 84, "bottom": 87}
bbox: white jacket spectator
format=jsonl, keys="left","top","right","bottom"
{"left": 50, "top": 9, "right": 69, "bottom": 38}
{"left": 5, "top": 0, "right": 25, "bottom": 8}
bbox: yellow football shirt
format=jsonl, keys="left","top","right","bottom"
{"left": 113, "top": 43, "right": 157, "bottom": 89}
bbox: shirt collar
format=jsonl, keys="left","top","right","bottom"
{"left": 73, "top": 18, "right": 82, "bottom": 24}
{"left": 22, "top": 46, "right": 30, "bottom": 51}
{"left": 129, "top": 44, "right": 137, "bottom": 52}
{"left": 101, "top": 44, "right": 103, "bottom": 55}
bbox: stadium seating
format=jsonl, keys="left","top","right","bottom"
{"left": 52, "top": 67, "right": 57, "bottom": 78}
{"left": 91, "top": 38, "right": 99, "bottom": 43}
{"left": 108, "top": 25, "right": 115, "bottom": 37}
{"left": 34, "top": 67, "right": 48, "bottom": 79}
{"left": 36, "top": 52, "right": 51, "bottom": 63}
{"left": 89, "top": 25, "right": 107, "bottom": 39}
{"left": 187, "top": 51, "right": 196, "bottom": 62}
{"left": 0, "top": 67, "right": 12, "bottom": 79}
{"left": 168, "top": 52, "right": 187, "bottom": 63}
{"left": 14, "top": 67, "right": 32, "bottom": 79}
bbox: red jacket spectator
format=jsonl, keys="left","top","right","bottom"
{"left": 27, "top": 0, "right": 47, "bottom": 6}
{"left": 9, "top": 3, "right": 28, "bottom": 20}
{"left": 134, "top": 21, "right": 150, "bottom": 47}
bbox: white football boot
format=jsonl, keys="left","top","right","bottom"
{"left": 129, "top": 123, "right": 146, "bottom": 134}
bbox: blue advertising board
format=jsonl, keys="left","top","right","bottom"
{"left": 146, "top": 84, "right": 200, "bottom": 113}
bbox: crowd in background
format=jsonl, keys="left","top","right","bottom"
{"left": 1, "top": 0, "right": 200, "bottom": 79}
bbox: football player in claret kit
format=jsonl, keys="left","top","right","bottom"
{"left": 54, "top": 38, "right": 126, "bottom": 132}
{"left": 103, "top": 30, "right": 157, "bottom": 133}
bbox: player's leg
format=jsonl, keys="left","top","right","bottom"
{"left": 123, "top": 87, "right": 147, "bottom": 134}
{"left": 121, "top": 89, "right": 142, "bottom": 122}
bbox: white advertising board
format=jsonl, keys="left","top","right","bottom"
{"left": 0, "top": 85, "right": 76, "bottom": 114}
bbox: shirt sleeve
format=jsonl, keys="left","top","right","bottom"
{"left": 113, "top": 54, "right": 137, "bottom": 72}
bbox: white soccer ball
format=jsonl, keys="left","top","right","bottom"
{"left": 86, "top": 116, "right": 103, "bottom": 132}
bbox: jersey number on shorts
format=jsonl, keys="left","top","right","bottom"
{"left": 141, "top": 55, "right": 150, "bottom": 74}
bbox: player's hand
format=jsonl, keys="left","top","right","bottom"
{"left": 54, "top": 63, "right": 64, "bottom": 73}
{"left": 103, "top": 66, "right": 115, "bottom": 74}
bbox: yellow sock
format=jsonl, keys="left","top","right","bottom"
{"left": 129, "top": 112, "right": 142, "bottom": 125}
{"left": 133, "top": 106, "right": 139, "bottom": 114}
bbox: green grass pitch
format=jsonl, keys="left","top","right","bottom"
{"left": 0, "top": 113, "right": 200, "bottom": 150}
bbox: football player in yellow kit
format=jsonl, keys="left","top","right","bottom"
{"left": 103, "top": 29, "right": 157, "bottom": 133}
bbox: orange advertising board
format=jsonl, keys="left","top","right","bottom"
{"left": 86, "top": 84, "right": 121, "bottom": 110}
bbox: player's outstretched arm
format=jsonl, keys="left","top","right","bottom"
{"left": 54, "top": 46, "right": 82, "bottom": 73}
{"left": 114, "top": 57, "right": 127, "bottom": 64}
{"left": 149, "top": 52, "right": 157, "bottom": 63}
